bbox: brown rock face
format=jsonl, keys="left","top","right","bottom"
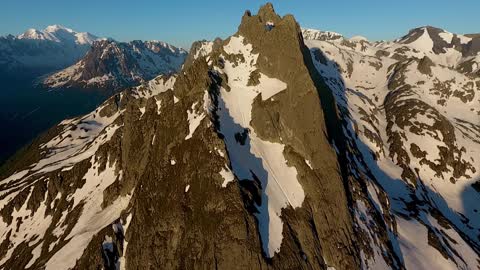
{"left": 238, "top": 3, "right": 359, "bottom": 269}
{"left": 417, "top": 56, "right": 435, "bottom": 75}
{"left": 121, "top": 59, "right": 266, "bottom": 270}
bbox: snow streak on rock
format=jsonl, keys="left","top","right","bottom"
{"left": 217, "top": 35, "right": 304, "bottom": 257}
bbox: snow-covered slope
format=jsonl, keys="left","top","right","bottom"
{"left": 305, "top": 25, "right": 480, "bottom": 269}
{"left": 0, "top": 25, "right": 99, "bottom": 74}
{"left": 42, "top": 40, "right": 187, "bottom": 89}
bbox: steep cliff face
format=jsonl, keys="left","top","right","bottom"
{"left": 0, "top": 4, "right": 363, "bottom": 270}
{"left": 233, "top": 5, "right": 359, "bottom": 268}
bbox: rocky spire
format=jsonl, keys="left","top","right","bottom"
{"left": 228, "top": 3, "right": 361, "bottom": 268}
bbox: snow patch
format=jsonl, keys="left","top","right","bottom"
{"left": 185, "top": 100, "right": 206, "bottom": 140}
{"left": 438, "top": 32, "right": 454, "bottom": 43}
{"left": 305, "top": 159, "right": 313, "bottom": 169}
{"left": 193, "top": 41, "right": 214, "bottom": 60}
{"left": 119, "top": 213, "right": 133, "bottom": 270}
{"left": 457, "top": 34, "right": 472, "bottom": 45}
{"left": 46, "top": 159, "right": 130, "bottom": 270}
{"left": 220, "top": 167, "right": 235, "bottom": 187}
{"left": 407, "top": 27, "right": 434, "bottom": 53}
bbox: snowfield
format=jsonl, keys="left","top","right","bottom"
{"left": 305, "top": 26, "right": 480, "bottom": 269}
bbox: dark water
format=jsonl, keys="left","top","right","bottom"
{"left": 0, "top": 74, "right": 111, "bottom": 164}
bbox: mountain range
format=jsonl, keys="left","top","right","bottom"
{"left": 0, "top": 24, "right": 187, "bottom": 86}
{"left": 0, "top": 25, "right": 187, "bottom": 164}
{"left": 303, "top": 24, "right": 480, "bottom": 269}
{"left": 0, "top": 25, "right": 98, "bottom": 75}
{"left": 0, "top": 3, "right": 479, "bottom": 270}
{"left": 42, "top": 39, "right": 187, "bottom": 90}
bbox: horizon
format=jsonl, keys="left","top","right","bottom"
{"left": 2, "top": 1, "right": 479, "bottom": 49}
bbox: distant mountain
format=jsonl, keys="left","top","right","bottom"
{"left": 396, "top": 26, "right": 480, "bottom": 74}
{"left": 301, "top": 28, "right": 344, "bottom": 41}
{"left": 17, "top": 24, "right": 98, "bottom": 45}
{"left": 0, "top": 25, "right": 187, "bottom": 164}
{"left": 0, "top": 25, "right": 99, "bottom": 76}
{"left": 397, "top": 26, "right": 479, "bottom": 56}
{"left": 42, "top": 39, "right": 187, "bottom": 89}
{"left": 303, "top": 26, "right": 480, "bottom": 75}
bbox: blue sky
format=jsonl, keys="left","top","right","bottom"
{"left": 1, "top": 0, "right": 479, "bottom": 49}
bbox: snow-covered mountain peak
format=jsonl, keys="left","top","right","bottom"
{"left": 74, "top": 32, "right": 98, "bottom": 45}
{"left": 301, "top": 28, "right": 344, "bottom": 41}
{"left": 16, "top": 25, "right": 98, "bottom": 45}
{"left": 142, "top": 40, "right": 187, "bottom": 54}
{"left": 350, "top": 35, "right": 368, "bottom": 42}
{"left": 2, "top": 25, "right": 100, "bottom": 73}
{"left": 398, "top": 25, "right": 477, "bottom": 54}
{"left": 398, "top": 26, "right": 436, "bottom": 52}
{"left": 44, "top": 24, "right": 74, "bottom": 34}
{"left": 17, "top": 28, "right": 52, "bottom": 40}
{"left": 301, "top": 28, "right": 371, "bottom": 48}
